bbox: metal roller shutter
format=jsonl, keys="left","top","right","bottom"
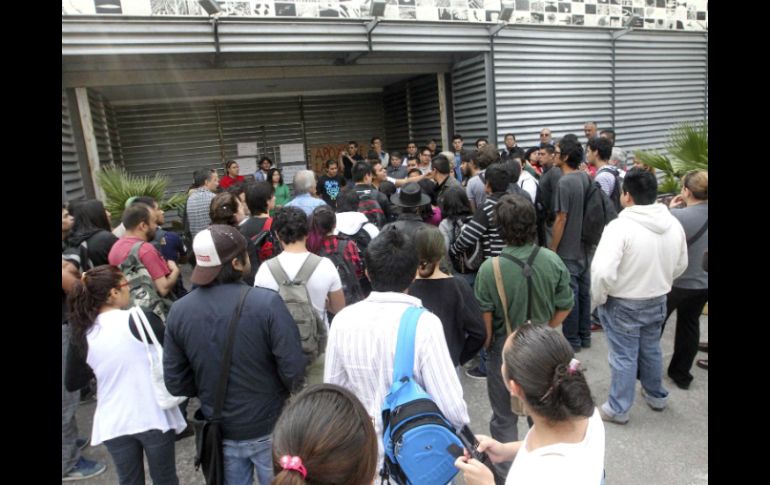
{"left": 452, "top": 54, "right": 490, "bottom": 147}
{"left": 408, "top": 75, "right": 442, "bottom": 147}
{"left": 615, "top": 32, "right": 708, "bottom": 153}
{"left": 62, "top": 91, "right": 86, "bottom": 203}
{"left": 217, "top": 97, "right": 303, "bottom": 171}
{"left": 105, "top": 101, "right": 124, "bottom": 166}
{"left": 114, "top": 101, "right": 222, "bottom": 194}
{"left": 303, "top": 92, "right": 385, "bottom": 160}
{"left": 494, "top": 27, "right": 613, "bottom": 150}
{"left": 383, "top": 83, "right": 409, "bottom": 154}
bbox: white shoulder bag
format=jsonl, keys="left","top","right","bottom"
{"left": 130, "top": 305, "right": 187, "bottom": 409}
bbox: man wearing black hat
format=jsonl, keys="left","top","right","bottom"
{"left": 381, "top": 181, "right": 432, "bottom": 243}
{"left": 163, "top": 224, "right": 306, "bottom": 485}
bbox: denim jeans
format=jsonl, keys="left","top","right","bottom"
{"left": 222, "top": 434, "right": 273, "bottom": 485}
{"left": 599, "top": 295, "right": 669, "bottom": 421}
{"left": 62, "top": 324, "right": 81, "bottom": 476}
{"left": 103, "top": 430, "right": 179, "bottom": 485}
{"left": 561, "top": 257, "right": 592, "bottom": 349}
{"left": 486, "top": 335, "right": 518, "bottom": 483}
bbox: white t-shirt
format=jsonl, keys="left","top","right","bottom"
{"left": 506, "top": 408, "right": 605, "bottom": 485}
{"left": 253, "top": 251, "right": 342, "bottom": 326}
{"left": 87, "top": 309, "right": 187, "bottom": 445}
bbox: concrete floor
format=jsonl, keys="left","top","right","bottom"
{"left": 72, "top": 269, "right": 707, "bottom": 484}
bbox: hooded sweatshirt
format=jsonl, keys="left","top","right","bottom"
{"left": 66, "top": 228, "right": 119, "bottom": 268}
{"left": 590, "top": 203, "right": 688, "bottom": 311}
{"left": 334, "top": 211, "right": 380, "bottom": 240}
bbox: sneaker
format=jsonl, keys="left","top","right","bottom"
{"left": 62, "top": 457, "right": 107, "bottom": 481}
{"left": 465, "top": 367, "right": 487, "bottom": 380}
{"left": 698, "top": 342, "right": 708, "bottom": 353}
{"left": 581, "top": 340, "right": 591, "bottom": 349}
{"left": 76, "top": 438, "right": 89, "bottom": 451}
{"left": 598, "top": 407, "right": 628, "bottom": 425}
{"left": 696, "top": 359, "right": 708, "bottom": 370}
{"left": 640, "top": 388, "right": 666, "bottom": 412}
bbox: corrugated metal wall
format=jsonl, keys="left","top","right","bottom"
{"left": 383, "top": 84, "right": 409, "bottom": 153}
{"left": 614, "top": 32, "right": 708, "bottom": 151}
{"left": 105, "top": 101, "right": 124, "bottom": 166}
{"left": 62, "top": 91, "right": 86, "bottom": 203}
{"left": 451, "top": 54, "right": 491, "bottom": 146}
{"left": 383, "top": 75, "right": 442, "bottom": 153}
{"left": 88, "top": 90, "right": 116, "bottom": 168}
{"left": 114, "top": 101, "right": 222, "bottom": 194}
{"left": 408, "top": 75, "right": 442, "bottom": 147}
{"left": 493, "top": 28, "right": 613, "bottom": 150}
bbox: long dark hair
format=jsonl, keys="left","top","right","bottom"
{"left": 69, "top": 199, "right": 112, "bottom": 235}
{"left": 414, "top": 225, "right": 446, "bottom": 278}
{"left": 439, "top": 187, "right": 473, "bottom": 220}
{"left": 272, "top": 384, "right": 378, "bottom": 485}
{"left": 268, "top": 168, "right": 284, "bottom": 186}
{"left": 504, "top": 324, "right": 595, "bottom": 422}
{"left": 67, "top": 265, "right": 124, "bottom": 350}
{"left": 307, "top": 205, "right": 336, "bottom": 255}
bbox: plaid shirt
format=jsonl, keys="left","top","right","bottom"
{"left": 186, "top": 187, "right": 217, "bottom": 239}
{"left": 321, "top": 236, "right": 364, "bottom": 279}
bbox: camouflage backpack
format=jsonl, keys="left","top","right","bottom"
{"left": 119, "top": 242, "right": 174, "bottom": 322}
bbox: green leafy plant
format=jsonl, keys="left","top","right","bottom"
{"left": 635, "top": 121, "right": 708, "bottom": 193}
{"left": 96, "top": 165, "right": 188, "bottom": 225}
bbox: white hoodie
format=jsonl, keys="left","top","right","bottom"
{"left": 333, "top": 211, "right": 380, "bottom": 240}
{"left": 590, "top": 203, "right": 688, "bottom": 311}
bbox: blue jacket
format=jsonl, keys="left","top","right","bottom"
{"left": 163, "top": 282, "right": 306, "bottom": 440}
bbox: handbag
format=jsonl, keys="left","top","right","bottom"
{"left": 130, "top": 305, "right": 187, "bottom": 410}
{"left": 192, "top": 286, "right": 251, "bottom": 485}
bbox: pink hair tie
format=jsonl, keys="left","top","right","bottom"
{"left": 280, "top": 455, "right": 307, "bottom": 479}
{"left": 567, "top": 358, "right": 580, "bottom": 375}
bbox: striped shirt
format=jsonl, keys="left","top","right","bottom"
{"left": 186, "top": 187, "right": 217, "bottom": 239}
{"left": 324, "top": 291, "right": 470, "bottom": 466}
{"left": 451, "top": 192, "right": 506, "bottom": 260}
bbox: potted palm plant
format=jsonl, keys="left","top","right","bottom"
{"left": 635, "top": 121, "right": 708, "bottom": 198}
{"left": 96, "top": 164, "right": 188, "bottom": 228}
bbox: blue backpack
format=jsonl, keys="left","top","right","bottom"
{"left": 381, "top": 307, "right": 463, "bottom": 485}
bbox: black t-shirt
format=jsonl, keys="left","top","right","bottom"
{"left": 316, "top": 175, "right": 347, "bottom": 208}
{"left": 341, "top": 154, "right": 363, "bottom": 180}
{"left": 408, "top": 277, "right": 486, "bottom": 366}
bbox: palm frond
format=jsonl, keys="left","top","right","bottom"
{"left": 634, "top": 150, "right": 672, "bottom": 173}
{"left": 96, "top": 165, "right": 187, "bottom": 224}
{"left": 668, "top": 122, "right": 708, "bottom": 174}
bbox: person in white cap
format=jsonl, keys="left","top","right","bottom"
{"left": 164, "top": 224, "right": 306, "bottom": 485}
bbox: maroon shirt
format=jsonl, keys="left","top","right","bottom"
{"left": 108, "top": 237, "right": 170, "bottom": 280}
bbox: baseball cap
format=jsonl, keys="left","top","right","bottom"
{"left": 191, "top": 224, "right": 247, "bottom": 286}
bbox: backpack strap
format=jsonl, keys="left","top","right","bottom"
{"left": 492, "top": 257, "right": 512, "bottom": 336}
{"left": 128, "top": 240, "right": 145, "bottom": 259}
{"left": 499, "top": 246, "right": 541, "bottom": 324}
{"left": 687, "top": 218, "right": 708, "bottom": 246}
{"left": 295, "top": 253, "right": 323, "bottom": 285}
{"left": 266, "top": 257, "right": 292, "bottom": 285}
{"left": 392, "top": 306, "right": 425, "bottom": 387}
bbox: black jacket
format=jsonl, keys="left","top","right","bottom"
{"left": 163, "top": 282, "right": 306, "bottom": 440}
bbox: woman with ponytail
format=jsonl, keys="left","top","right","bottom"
{"left": 271, "top": 384, "right": 378, "bottom": 485}
{"left": 455, "top": 323, "right": 605, "bottom": 485}
{"left": 65, "top": 265, "right": 186, "bottom": 485}
{"left": 407, "top": 225, "right": 485, "bottom": 370}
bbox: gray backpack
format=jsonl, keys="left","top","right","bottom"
{"left": 266, "top": 254, "right": 327, "bottom": 365}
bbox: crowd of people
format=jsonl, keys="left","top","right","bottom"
{"left": 61, "top": 124, "right": 707, "bottom": 484}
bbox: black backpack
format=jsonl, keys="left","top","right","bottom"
{"left": 518, "top": 176, "right": 548, "bottom": 246}
{"left": 356, "top": 189, "right": 386, "bottom": 229}
{"left": 597, "top": 166, "right": 623, "bottom": 213}
{"left": 581, "top": 173, "right": 618, "bottom": 247}
{"left": 62, "top": 240, "right": 93, "bottom": 272}
{"left": 322, "top": 239, "right": 365, "bottom": 306}
{"left": 449, "top": 216, "right": 484, "bottom": 274}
